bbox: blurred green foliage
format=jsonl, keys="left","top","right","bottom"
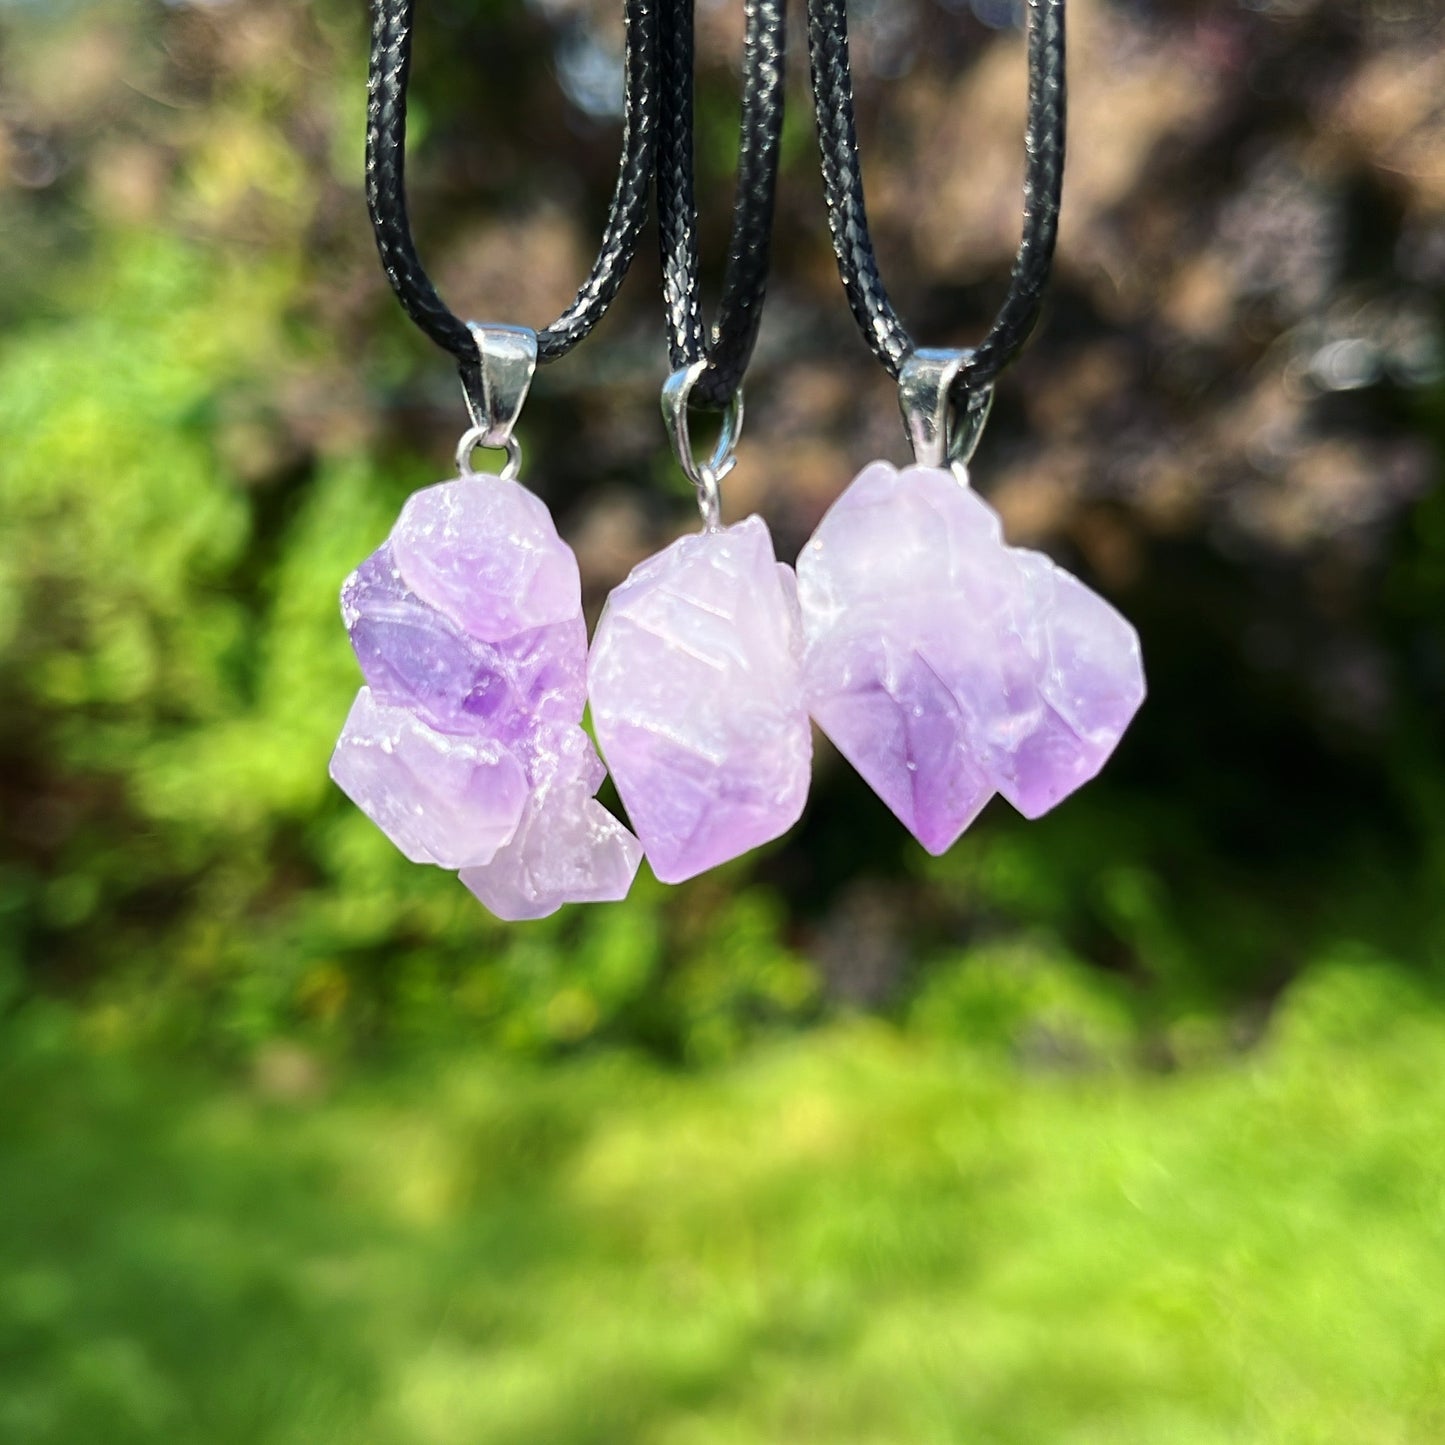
{"left": 0, "top": 221, "right": 819, "bottom": 1060}
{"left": 4, "top": 956, "right": 1445, "bottom": 1444}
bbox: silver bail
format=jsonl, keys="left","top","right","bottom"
{"left": 898, "top": 348, "right": 994, "bottom": 472}
{"left": 661, "top": 359, "right": 745, "bottom": 531}
{"left": 457, "top": 323, "right": 538, "bottom": 480}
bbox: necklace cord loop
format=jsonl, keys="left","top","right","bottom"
{"left": 657, "top": 0, "right": 787, "bottom": 412}
{"left": 806, "top": 0, "right": 1065, "bottom": 410}
{"left": 366, "top": 0, "right": 658, "bottom": 378}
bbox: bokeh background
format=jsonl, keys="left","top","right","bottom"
{"left": 3, "top": 0, "right": 1444, "bottom": 1439}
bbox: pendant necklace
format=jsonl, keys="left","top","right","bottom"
{"left": 328, "top": 0, "right": 661, "bottom": 920}
{"left": 586, "top": 0, "right": 812, "bottom": 885}
{"left": 331, "top": 0, "right": 1146, "bottom": 912}
{"left": 794, "top": 0, "right": 1147, "bottom": 855}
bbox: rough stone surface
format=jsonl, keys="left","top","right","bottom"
{"left": 797, "top": 462, "right": 1145, "bottom": 853}
{"left": 330, "top": 474, "right": 640, "bottom": 919}
{"left": 389, "top": 474, "right": 581, "bottom": 641}
{"left": 342, "top": 544, "right": 587, "bottom": 738}
{"left": 588, "top": 515, "right": 812, "bottom": 884}
{"left": 329, "top": 687, "right": 528, "bottom": 869}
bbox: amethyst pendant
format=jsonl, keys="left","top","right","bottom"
{"left": 797, "top": 461, "right": 1146, "bottom": 853}
{"left": 588, "top": 515, "right": 812, "bottom": 883}
{"left": 330, "top": 473, "right": 641, "bottom": 920}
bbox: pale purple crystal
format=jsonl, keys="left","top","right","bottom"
{"left": 587, "top": 515, "right": 812, "bottom": 883}
{"left": 461, "top": 788, "right": 642, "bottom": 921}
{"left": 330, "top": 474, "right": 640, "bottom": 919}
{"left": 329, "top": 687, "right": 528, "bottom": 869}
{"left": 797, "top": 462, "right": 1145, "bottom": 853}
{"left": 389, "top": 473, "right": 581, "bottom": 639}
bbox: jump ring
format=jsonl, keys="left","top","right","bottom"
{"left": 456, "top": 425, "right": 523, "bottom": 482}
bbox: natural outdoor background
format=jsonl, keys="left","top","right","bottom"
{"left": 3, "top": 0, "right": 1444, "bottom": 1440}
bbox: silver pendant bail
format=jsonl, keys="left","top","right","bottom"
{"left": 661, "top": 359, "right": 745, "bottom": 531}
{"left": 456, "top": 322, "right": 538, "bottom": 481}
{"left": 898, "top": 348, "right": 994, "bottom": 474}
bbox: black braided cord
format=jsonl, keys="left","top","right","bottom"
{"left": 806, "top": 0, "right": 1066, "bottom": 406}
{"left": 366, "top": 0, "right": 658, "bottom": 379}
{"left": 657, "top": 0, "right": 788, "bottom": 410}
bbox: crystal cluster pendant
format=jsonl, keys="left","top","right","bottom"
{"left": 330, "top": 340, "right": 1147, "bottom": 916}
{"left": 588, "top": 515, "right": 812, "bottom": 883}
{"left": 797, "top": 460, "right": 1146, "bottom": 854}
{"left": 330, "top": 475, "right": 641, "bottom": 919}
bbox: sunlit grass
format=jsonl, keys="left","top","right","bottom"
{"left": 3, "top": 959, "right": 1444, "bottom": 1444}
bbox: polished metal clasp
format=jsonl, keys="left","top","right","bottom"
{"left": 456, "top": 323, "right": 538, "bottom": 480}
{"left": 898, "top": 348, "right": 994, "bottom": 476}
{"left": 661, "top": 359, "right": 745, "bottom": 531}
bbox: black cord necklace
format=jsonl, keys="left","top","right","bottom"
{"left": 770, "top": 0, "right": 1140, "bottom": 874}
{"left": 335, "top": 0, "right": 1143, "bottom": 914}
{"left": 335, "top": 1, "right": 667, "bottom": 922}
{"left": 649, "top": 0, "right": 789, "bottom": 529}
{"left": 806, "top": 0, "right": 1066, "bottom": 425}
{"left": 587, "top": 0, "right": 809, "bottom": 886}
{"left": 366, "top": 0, "right": 659, "bottom": 410}
{"left": 656, "top": 0, "right": 788, "bottom": 414}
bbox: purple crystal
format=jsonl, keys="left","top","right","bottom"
{"left": 1000, "top": 550, "right": 1148, "bottom": 817}
{"left": 390, "top": 473, "right": 581, "bottom": 639}
{"left": 797, "top": 462, "right": 1145, "bottom": 853}
{"left": 587, "top": 515, "right": 812, "bottom": 883}
{"left": 342, "top": 544, "right": 586, "bottom": 736}
{"left": 330, "top": 474, "right": 640, "bottom": 920}
{"left": 461, "top": 787, "right": 642, "bottom": 921}
{"left": 329, "top": 687, "right": 528, "bottom": 868}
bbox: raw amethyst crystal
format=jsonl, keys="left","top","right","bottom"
{"left": 587, "top": 515, "right": 812, "bottom": 883}
{"left": 330, "top": 474, "right": 640, "bottom": 919}
{"left": 797, "top": 461, "right": 1145, "bottom": 853}
{"left": 330, "top": 687, "right": 529, "bottom": 869}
